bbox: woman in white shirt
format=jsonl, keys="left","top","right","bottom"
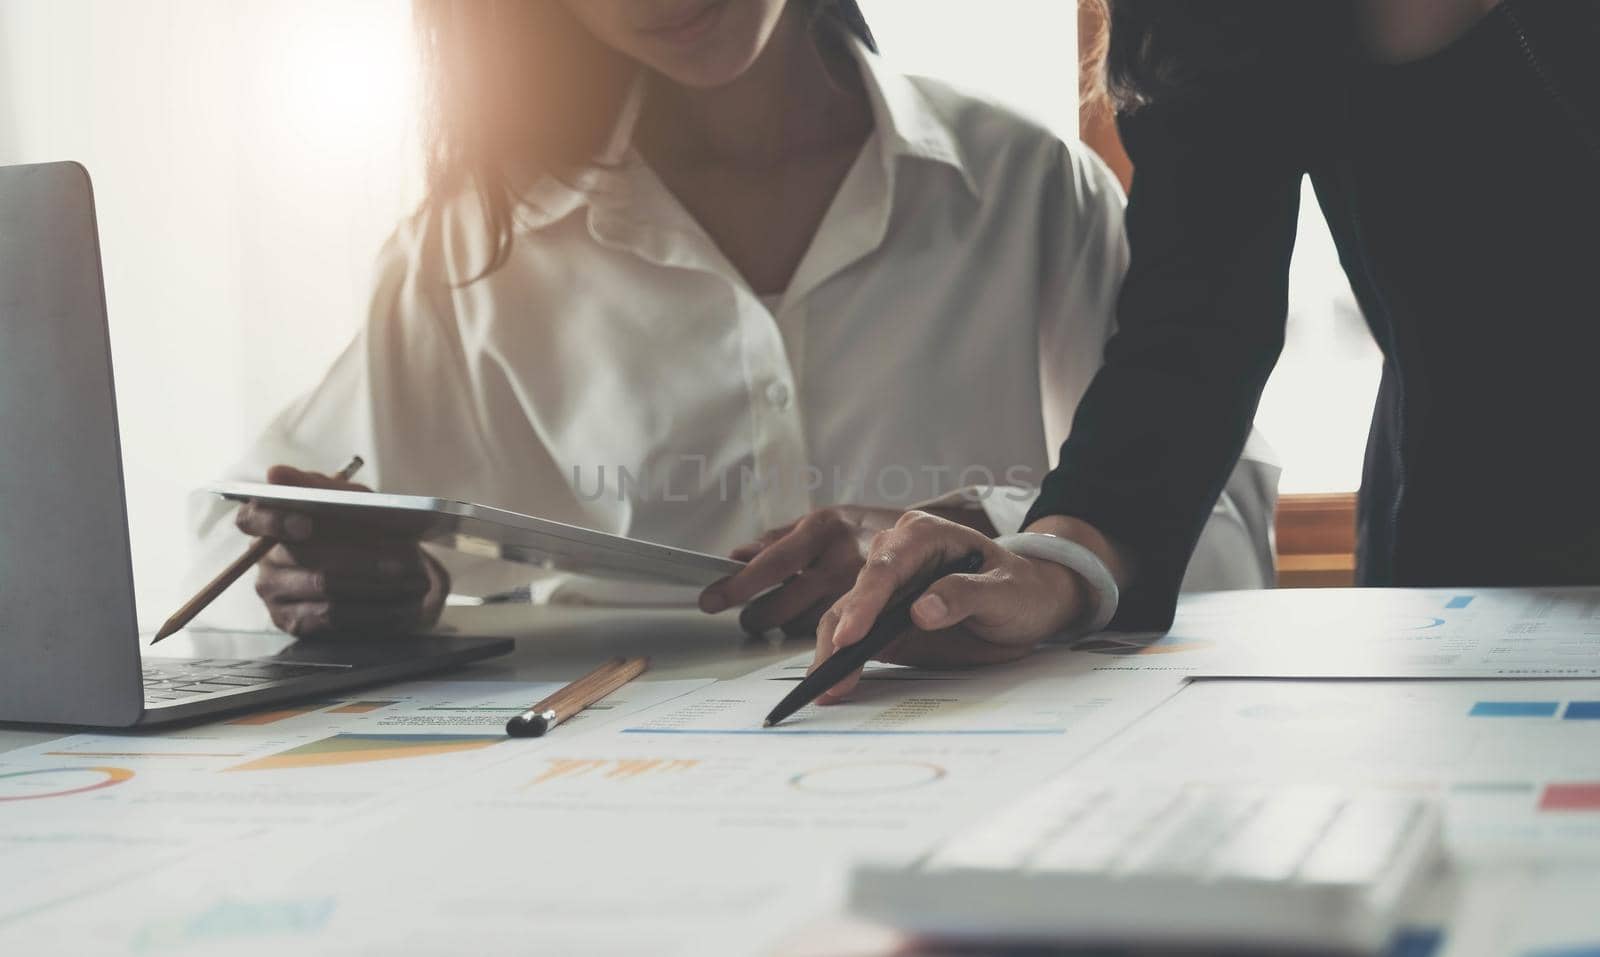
{"left": 200, "top": 0, "right": 1276, "bottom": 637}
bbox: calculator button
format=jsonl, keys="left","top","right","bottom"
{"left": 1297, "top": 796, "right": 1423, "bottom": 887}
{"left": 1213, "top": 789, "right": 1344, "bottom": 883}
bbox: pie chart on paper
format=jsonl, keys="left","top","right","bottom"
{"left": 0, "top": 766, "right": 133, "bottom": 801}
{"left": 789, "top": 761, "right": 947, "bottom": 795}
{"left": 1072, "top": 634, "right": 1216, "bottom": 656}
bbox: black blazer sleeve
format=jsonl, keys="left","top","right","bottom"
{"left": 1023, "top": 82, "right": 1313, "bottom": 629}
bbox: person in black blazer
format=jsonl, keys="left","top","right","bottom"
{"left": 706, "top": 0, "right": 1600, "bottom": 701}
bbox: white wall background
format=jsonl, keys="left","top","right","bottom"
{"left": 1, "top": 0, "right": 420, "bottom": 625}
{"left": 1262, "top": 179, "right": 1382, "bottom": 495}
{"left": 864, "top": 0, "right": 1078, "bottom": 137}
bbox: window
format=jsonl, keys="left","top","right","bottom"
{"left": 1261, "top": 179, "right": 1383, "bottom": 495}
{"left": 0, "top": 0, "right": 420, "bottom": 623}
{"left": 862, "top": 1, "right": 1079, "bottom": 139}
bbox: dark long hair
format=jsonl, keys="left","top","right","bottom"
{"left": 414, "top": 0, "right": 876, "bottom": 281}
{"left": 1085, "top": 0, "right": 1350, "bottom": 113}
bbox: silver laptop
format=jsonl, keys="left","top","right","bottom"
{"left": 0, "top": 161, "right": 511, "bottom": 728}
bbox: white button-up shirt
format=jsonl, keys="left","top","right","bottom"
{"left": 192, "top": 43, "right": 1277, "bottom": 619}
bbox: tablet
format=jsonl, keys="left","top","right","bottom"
{"left": 209, "top": 483, "right": 745, "bottom": 588}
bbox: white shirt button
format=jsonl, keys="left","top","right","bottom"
{"left": 766, "top": 381, "right": 792, "bottom": 409}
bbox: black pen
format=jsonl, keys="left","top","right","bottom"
{"left": 763, "top": 551, "right": 986, "bottom": 728}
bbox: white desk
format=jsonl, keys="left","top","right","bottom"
{"left": 4, "top": 592, "right": 1600, "bottom": 956}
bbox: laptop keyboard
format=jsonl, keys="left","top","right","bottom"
{"left": 142, "top": 658, "right": 345, "bottom": 707}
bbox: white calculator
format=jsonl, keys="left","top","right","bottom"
{"left": 849, "top": 782, "right": 1442, "bottom": 954}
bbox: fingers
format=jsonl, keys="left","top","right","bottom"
{"left": 234, "top": 501, "right": 418, "bottom": 545}
{"left": 739, "top": 565, "right": 850, "bottom": 635}
{"left": 787, "top": 514, "right": 1091, "bottom": 703}
{"left": 728, "top": 520, "right": 797, "bottom": 563}
{"left": 255, "top": 557, "right": 431, "bottom": 605}
{"left": 268, "top": 600, "right": 332, "bottom": 637}
{"left": 908, "top": 572, "right": 1008, "bottom": 634}
{"left": 267, "top": 599, "right": 428, "bottom": 638}
{"left": 819, "top": 512, "right": 997, "bottom": 653}
{"left": 700, "top": 512, "right": 840, "bottom": 614}
{"left": 258, "top": 539, "right": 424, "bottom": 580}
{"left": 266, "top": 463, "right": 372, "bottom": 493}
{"left": 235, "top": 501, "right": 314, "bottom": 542}
{"left": 780, "top": 599, "right": 830, "bottom": 639}
{"left": 727, "top": 543, "right": 763, "bottom": 563}
{"left": 808, "top": 625, "right": 832, "bottom": 674}
{"left": 806, "top": 630, "right": 871, "bottom": 705}
{"left": 254, "top": 539, "right": 439, "bottom": 638}
{"left": 808, "top": 623, "right": 1027, "bottom": 706}
{"left": 244, "top": 464, "right": 374, "bottom": 543}
{"left": 418, "top": 548, "right": 452, "bottom": 623}
{"left": 816, "top": 666, "right": 864, "bottom": 705}
{"left": 266, "top": 464, "right": 318, "bottom": 487}
{"left": 238, "top": 465, "right": 441, "bottom": 638}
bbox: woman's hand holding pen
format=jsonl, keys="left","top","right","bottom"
{"left": 804, "top": 511, "right": 1089, "bottom": 702}
{"left": 237, "top": 465, "right": 449, "bottom": 637}
{"left": 698, "top": 504, "right": 998, "bottom": 638}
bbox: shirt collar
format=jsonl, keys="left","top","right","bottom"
{"left": 848, "top": 39, "right": 977, "bottom": 197}
{"left": 510, "top": 75, "right": 644, "bottom": 232}
{"left": 514, "top": 38, "right": 976, "bottom": 233}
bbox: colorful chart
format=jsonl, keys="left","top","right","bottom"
{"left": 1072, "top": 634, "right": 1216, "bottom": 656}
{"left": 528, "top": 757, "right": 701, "bottom": 787}
{"left": 1400, "top": 616, "right": 1447, "bottom": 630}
{"left": 1471, "top": 702, "right": 1561, "bottom": 717}
{"left": 789, "top": 761, "right": 946, "bottom": 795}
{"left": 1467, "top": 701, "right": 1600, "bottom": 720}
{"left": 127, "top": 896, "right": 336, "bottom": 951}
{"left": 42, "top": 749, "right": 243, "bottom": 759}
{"left": 228, "top": 703, "right": 327, "bottom": 726}
{"left": 1540, "top": 783, "right": 1600, "bottom": 812}
{"left": 0, "top": 766, "right": 133, "bottom": 801}
{"left": 327, "top": 700, "right": 398, "bottom": 715}
{"left": 227, "top": 733, "right": 502, "bottom": 771}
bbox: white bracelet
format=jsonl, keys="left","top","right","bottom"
{"left": 993, "top": 532, "right": 1120, "bottom": 635}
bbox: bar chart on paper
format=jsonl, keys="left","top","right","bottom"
{"left": 526, "top": 756, "right": 704, "bottom": 786}
{"left": 517, "top": 753, "right": 953, "bottom": 797}
{"left": 1070, "top": 678, "right": 1600, "bottom": 858}
{"left": 229, "top": 734, "right": 504, "bottom": 771}
{"left": 619, "top": 649, "right": 1183, "bottom": 744}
